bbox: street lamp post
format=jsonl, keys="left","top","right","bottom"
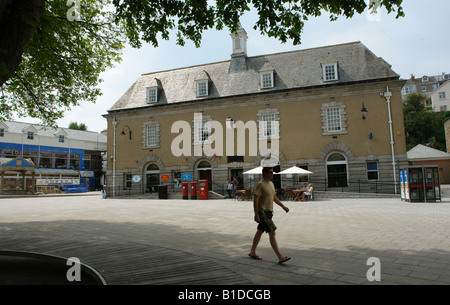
{"left": 112, "top": 118, "right": 118, "bottom": 198}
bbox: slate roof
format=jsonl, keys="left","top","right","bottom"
{"left": 109, "top": 41, "right": 399, "bottom": 112}
{"left": 407, "top": 144, "right": 450, "bottom": 161}
{"left": 1, "top": 121, "right": 107, "bottom": 143}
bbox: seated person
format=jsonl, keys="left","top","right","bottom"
{"left": 301, "top": 184, "right": 313, "bottom": 201}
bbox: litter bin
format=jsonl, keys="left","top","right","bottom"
{"left": 199, "top": 180, "right": 208, "bottom": 200}
{"left": 190, "top": 181, "right": 197, "bottom": 200}
{"left": 158, "top": 185, "right": 168, "bottom": 199}
{"left": 182, "top": 182, "right": 189, "bottom": 200}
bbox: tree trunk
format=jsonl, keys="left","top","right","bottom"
{"left": 0, "top": 0, "right": 46, "bottom": 87}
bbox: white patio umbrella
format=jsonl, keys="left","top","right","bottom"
{"left": 277, "top": 166, "right": 313, "bottom": 188}
{"left": 243, "top": 166, "right": 264, "bottom": 189}
{"left": 278, "top": 166, "right": 312, "bottom": 175}
{"left": 243, "top": 166, "right": 263, "bottom": 174}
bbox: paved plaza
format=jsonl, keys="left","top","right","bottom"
{"left": 0, "top": 191, "right": 450, "bottom": 285}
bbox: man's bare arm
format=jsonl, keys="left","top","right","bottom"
{"left": 274, "top": 195, "right": 289, "bottom": 213}
{"left": 253, "top": 195, "right": 260, "bottom": 223}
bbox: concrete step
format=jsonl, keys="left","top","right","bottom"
{"left": 314, "top": 190, "right": 400, "bottom": 200}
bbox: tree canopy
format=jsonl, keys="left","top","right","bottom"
{"left": 403, "top": 93, "right": 448, "bottom": 152}
{"left": 68, "top": 121, "right": 87, "bottom": 131}
{"left": 0, "top": 0, "right": 404, "bottom": 126}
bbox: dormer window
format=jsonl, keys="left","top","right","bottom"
{"left": 27, "top": 132, "right": 34, "bottom": 140}
{"left": 196, "top": 80, "right": 209, "bottom": 97}
{"left": 323, "top": 63, "right": 338, "bottom": 81}
{"left": 0, "top": 122, "right": 7, "bottom": 137}
{"left": 259, "top": 60, "right": 275, "bottom": 89}
{"left": 54, "top": 129, "right": 68, "bottom": 144}
{"left": 422, "top": 76, "right": 429, "bottom": 82}
{"left": 146, "top": 87, "right": 158, "bottom": 104}
{"left": 260, "top": 71, "right": 274, "bottom": 89}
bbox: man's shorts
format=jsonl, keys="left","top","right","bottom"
{"left": 258, "top": 210, "right": 277, "bottom": 233}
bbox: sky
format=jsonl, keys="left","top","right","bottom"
{"left": 16, "top": 0, "right": 450, "bottom": 133}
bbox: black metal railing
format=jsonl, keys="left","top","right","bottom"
{"left": 308, "top": 178, "right": 400, "bottom": 195}
{"left": 102, "top": 178, "right": 400, "bottom": 198}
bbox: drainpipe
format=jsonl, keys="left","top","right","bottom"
{"left": 112, "top": 118, "right": 118, "bottom": 198}
{"left": 384, "top": 86, "right": 397, "bottom": 194}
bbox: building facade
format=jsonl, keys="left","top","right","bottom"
{"left": 407, "top": 144, "right": 450, "bottom": 184}
{"left": 431, "top": 81, "right": 450, "bottom": 112}
{"left": 401, "top": 73, "right": 450, "bottom": 107}
{"left": 0, "top": 121, "right": 107, "bottom": 190}
{"left": 104, "top": 31, "right": 408, "bottom": 196}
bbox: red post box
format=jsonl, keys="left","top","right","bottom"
{"left": 198, "top": 180, "right": 209, "bottom": 200}
{"left": 190, "top": 181, "right": 197, "bottom": 200}
{"left": 182, "top": 182, "right": 189, "bottom": 200}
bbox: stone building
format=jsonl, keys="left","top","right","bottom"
{"left": 104, "top": 29, "right": 408, "bottom": 197}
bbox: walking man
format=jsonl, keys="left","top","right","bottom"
{"left": 249, "top": 167, "right": 291, "bottom": 264}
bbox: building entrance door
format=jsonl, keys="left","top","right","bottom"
{"left": 271, "top": 165, "right": 281, "bottom": 189}
{"left": 230, "top": 169, "right": 243, "bottom": 190}
{"left": 146, "top": 163, "right": 160, "bottom": 193}
{"left": 197, "top": 161, "right": 212, "bottom": 190}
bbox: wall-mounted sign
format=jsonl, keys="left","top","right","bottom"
{"left": 161, "top": 174, "right": 170, "bottom": 181}
{"left": 36, "top": 178, "right": 80, "bottom": 186}
{"left": 132, "top": 175, "right": 142, "bottom": 183}
{"left": 182, "top": 173, "right": 192, "bottom": 181}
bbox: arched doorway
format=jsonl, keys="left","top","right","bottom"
{"left": 197, "top": 160, "right": 212, "bottom": 190}
{"left": 145, "top": 163, "right": 160, "bottom": 193}
{"left": 327, "top": 152, "right": 348, "bottom": 188}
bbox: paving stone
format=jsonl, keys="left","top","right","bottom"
{"left": 0, "top": 193, "right": 450, "bottom": 285}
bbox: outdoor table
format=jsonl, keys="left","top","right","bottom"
{"left": 235, "top": 190, "right": 246, "bottom": 200}
{"left": 293, "top": 189, "right": 304, "bottom": 201}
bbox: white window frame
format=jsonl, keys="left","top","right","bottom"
{"left": 366, "top": 161, "right": 379, "bottom": 181}
{"left": 142, "top": 120, "right": 160, "bottom": 148}
{"left": 326, "top": 108, "right": 342, "bottom": 132}
{"left": 193, "top": 114, "right": 213, "bottom": 145}
{"left": 27, "top": 132, "right": 34, "bottom": 140}
{"left": 260, "top": 71, "right": 274, "bottom": 89}
{"left": 422, "top": 76, "right": 429, "bottom": 82}
{"left": 257, "top": 108, "right": 280, "bottom": 140}
{"left": 58, "top": 135, "right": 65, "bottom": 143}
{"left": 196, "top": 120, "right": 212, "bottom": 144}
{"left": 146, "top": 87, "right": 158, "bottom": 104}
{"left": 0, "top": 129, "right": 4, "bottom": 137}
{"left": 261, "top": 113, "right": 276, "bottom": 138}
{"left": 439, "top": 92, "right": 446, "bottom": 99}
{"left": 321, "top": 102, "right": 348, "bottom": 135}
{"left": 146, "top": 125, "right": 157, "bottom": 147}
{"left": 124, "top": 174, "right": 133, "bottom": 189}
{"left": 196, "top": 80, "right": 209, "bottom": 97}
{"left": 323, "top": 63, "right": 338, "bottom": 82}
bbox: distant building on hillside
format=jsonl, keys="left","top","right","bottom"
{"left": 401, "top": 73, "right": 450, "bottom": 108}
